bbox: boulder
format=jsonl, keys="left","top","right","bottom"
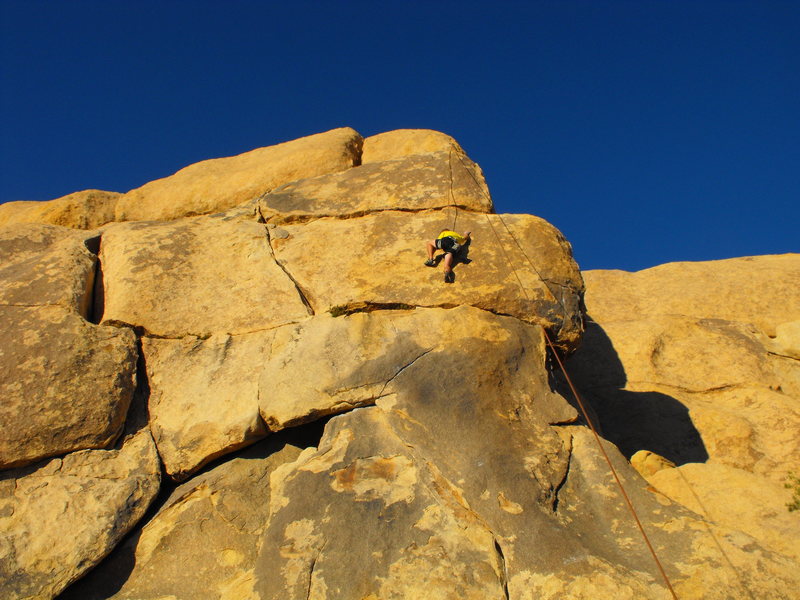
{"left": 0, "top": 223, "right": 97, "bottom": 318}
{"left": 361, "top": 128, "right": 465, "bottom": 163}
{"left": 270, "top": 210, "right": 584, "bottom": 350}
{"left": 568, "top": 257, "right": 800, "bottom": 484}
{"left": 59, "top": 435, "right": 302, "bottom": 600}
{"left": 647, "top": 462, "right": 800, "bottom": 563}
{"left": 114, "top": 128, "right": 363, "bottom": 222}
{"left": 582, "top": 254, "right": 800, "bottom": 336}
{"left": 259, "top": 149, "right": 493, "bottom": 224}
{"left": 99, "top": 216, "right": 310, "bottom": 338}
{"left": 630, "top": 449, "right": 676, "bottom": 478}
{"left": 0, "top": 423, "right": 161, "bottom": 600}
{"left": 772, "top": 319, "right": 800, "bottom": 359}
{"left": 0, "top": 306, "right": 138, "bottom": 469}
{"left": 143, "top": 331, "right": 273, "bottom": 480}
{"left": 0, "top": 190, "right": 121, "bottom": 230}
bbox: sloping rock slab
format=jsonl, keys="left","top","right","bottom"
{"left": 0, "top": 426, "right": 160, "bottom": 600}
{"left": 0, "top": 190, "right": 121, "bottom": 230}
{"left": 258, "top": 306, "right": 578, "bottom": 432}
{"left": 362, "top": 128, "right": 465, "bottom": 163}
{"left": 259, "top": 149, "right": 492, "bottom": 223}
{"left": 255, "top": 312, "right": 800, "bottom": 599}
{"left": 0, "top": 223, "right": 97, "bottom": 317}
{"left": 270, "top": 210, "right": 584, "bottom": 350}
{"left": 256, "top": 408, "right": 509, "bottom": 600}
{"left": 0, "top": 306, "right": 137, "bottom": 469}
{"left": 554, "top": 427, "right": 800, "bottom": 599}
{"left": 115, "top": 128, "right": 363, "bottom": 222}
{"left": 99, "top": 217, "right": 310, "bottom": 338}
{"left": 143, "top": 331, "right": 273, "bottom": 480}
{"left": 60, "top": 436, "right": 302, "bottom": 600}
{"left": 647, "top": 462, "right": 800, "bottom": 562}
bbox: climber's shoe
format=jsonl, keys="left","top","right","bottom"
{"left": 424, "top": 258, "right": 436, "bottom": 267}
{"left": 444, "top": 271, "right": 455, "bottom": 283}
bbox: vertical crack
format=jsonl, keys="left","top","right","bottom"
{"left": 83, "top": 234, "right": 104, "bottom": 324}
{"left": 306, "top": 542, "right": 326, "bottom": 600}
{"left": 552, "top": 433, "right": 573, "bottom": 514}
{"left": 262, "top": 226, "right": 315, "bottom": 316}
{"left": 494, "top": 538, "right": 510, "bottom": 600}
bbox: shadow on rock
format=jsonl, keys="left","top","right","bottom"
{"left": 563, "top": 316, "right": 708, "bottom": 466}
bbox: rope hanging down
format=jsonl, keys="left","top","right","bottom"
{"left": 449, "top": 151, "right": 679, "bottom": 599}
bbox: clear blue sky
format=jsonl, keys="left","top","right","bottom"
{"left": 1, "top": 1, "right": 797, "bottom": 271}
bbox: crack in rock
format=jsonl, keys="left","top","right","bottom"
{"left": 262, "top": 226, "right": 314, "bottom": 316}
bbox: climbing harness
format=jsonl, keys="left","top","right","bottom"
{"left": 449, "top": 151, "right": 680, "bottom": 600}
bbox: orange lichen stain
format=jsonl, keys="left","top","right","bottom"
{"left": 367, "top": 457, "right": 398, "bottom": 480}
{"left": 334, "top": 463, "right": 358, "bottom": 491}
{"left": 330, "top": 455, "right": 417, "bottom": 506}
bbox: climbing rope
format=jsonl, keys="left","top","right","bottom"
{"left": 449, "top": 151, "right": 679, "bottom": 599}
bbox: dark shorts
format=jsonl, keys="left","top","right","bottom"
{"left": 435, "top": 236, "right": 459, "bottom": 253}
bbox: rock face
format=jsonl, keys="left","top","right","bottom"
{"left": 143, "top": 331, "right": 272, "bottom": 480}
{"left": 0, "top": 190, "right": 121, "bottom": 230}
{"left": 267, "top": 211, "right": 583, "bottom": 348}
{"left": 259, "top": 149, "right": 492, "bottom": 223}
{"left": 0, "top": 225, "right": 138, "bottom": 470}
{"left": 2, "top": 128, "right": 799, "bottom": 600}
{"left": 361, "top": 128, "right": 464, "bottom": 163}
{"left": 98, "top": 217, "right": 310, "bottom": 338}
{"left": 0, "top": 224, "right": 97, "bottom": 317}
{"left": 60, "top": 435, "right": 302, "bottom": 600}
{"left": 568, "top": 254, "right": 800, "bottom": 579}
{"left": 0, "top": 306, "right": 137, "bottom": 469}
{"left": 0, "top": 418, "right": 161, "bottom": 600}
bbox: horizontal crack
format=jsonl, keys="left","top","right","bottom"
{"left": 263, "top": 205, "right": 489, "bottom": 227}
{"left": 767, "top": 350, "right": 800, "bottom": 362}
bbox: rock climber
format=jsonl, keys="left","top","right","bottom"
{"left": 425, "top": 229, "right": 471, "bottom": 283}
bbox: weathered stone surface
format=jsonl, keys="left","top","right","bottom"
{"left": 5, "top": 130, "right": 798, "bottom": 598}
{"left": 0, "top": 306, "right": 138, "bottom": 469}
{"left": 553, "top": 427, "right": 800, "bottom": 600}
{"left": 0, "top": 190, "right": 121, "bottom": 230}
{"left": 0, "top": 223, "right": 97, "bottom": 317}
{"left": 0, "top": 422, "right": 160, "bottom": 600}
{"left": 114, "top": 128, "right": 363, "bottom": 222}
{"left": 99, "top": 216, "right": 310, "bottom": 337}
{"left": 259, "top": 307, "right": 578, "bottom": 432}
{"left": 647, "top": 462, "right": 800, "bottom": 563}
{"left": 569, "top": 257, "right": 800, "bottom": 484}
{"left": 630, "top": 449, "right": 676, "bottom": 478}
{"left": 564, "top": 253, "right": 800, "bottom": 594}
{"left": 256, "top": 319, "right": 800, "bottom": 599}
{"left": 772, "top": 319, "right": 800, "bottom": 359}
{"left": 257, "top": 409, "right": 509, "bottom": 600}
{"left": 582, "top": 254, "right": 800, "bottom": 336}
{"left": 60, "top": 435, "right": 302, "bottom": 600}
{"left": 143, "top": 331, "right": 272, "bottom": 480}
{"left": 270, "top": 210, "right": 584, "bottom": 349}
{"left": 361, "top": 128, "right": 464, "bottom": 163}
{"left": 259, "top": 150, "right": 492, "bottom": 224}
